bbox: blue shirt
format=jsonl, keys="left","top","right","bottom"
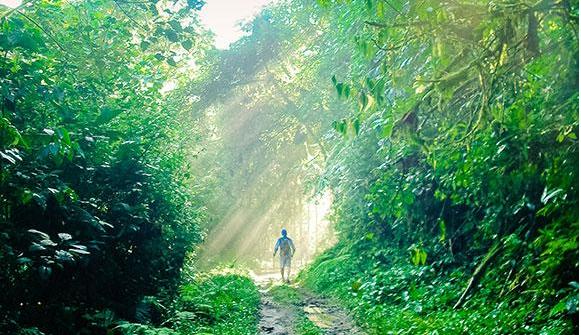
{"left": 274, "top": 236, "right": 296, "bottom": 256}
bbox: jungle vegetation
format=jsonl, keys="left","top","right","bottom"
{"left": 0, "top": 0, "right": 578, "bottom": 334}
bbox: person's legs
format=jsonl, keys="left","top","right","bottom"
{"left": 280, "top": 257, "right": 284, "bottom": 280}
{"left": 286, "top": 264, "right": 292, "bottom": 283}
{"left": 280, "top": 255, "right": 291, "bottom": 283}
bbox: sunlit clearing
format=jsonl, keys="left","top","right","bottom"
{"left": 0, "top": 0, "right": 22, "bottom": 8}
{"left": 200, "top": 0, "right": 276, "bottom": 49}
{"left": 191, "top": 65, "right": 335, "bottom": 272}
{"left": 196, "top": 187, "right": 334, "bottom": 274}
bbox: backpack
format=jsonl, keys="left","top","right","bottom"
{"left": 279, "top": 237, "right": 292, "bottom": 256}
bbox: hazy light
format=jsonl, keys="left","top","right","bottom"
{"left": 199, "top": 0, "right": 275, "bottom": 49}
{"left": 193, "top": 94, "right": 334, "bottom": 272}
{"left": 0, "top": 0, "right": 22, "bottom": 8}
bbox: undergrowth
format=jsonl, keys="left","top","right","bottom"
{"left": 299, "top": 243, "right": 576, "bottom": 335}
{"left": 117, "top": 269, "right": 260, "bottom": 335}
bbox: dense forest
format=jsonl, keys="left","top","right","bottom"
{"left": 0, "top": 0, "right": 578, "bottom": 334}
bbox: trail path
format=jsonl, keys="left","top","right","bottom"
{"left": 251, "top": 272, "right": 364, "bottom": 335}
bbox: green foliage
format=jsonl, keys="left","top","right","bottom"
{"left": 114, "top": 272, "right": 260, "bottom": 335}
{"left": 175, "top": 272, "right": 260, "bottom": 334}
{"left": 116, "top": 323, "right": 179, "bottom": 335}
{"left": 301, "top": 0, "right": 578, "bottom": 333}
{"left": 0, "top": 0, "right": 209, "bottom": 333}
{"left": 0, "top": 0, "right": 577, "bottom": 333}
{"left": 301, "top": 243, "right": 574, "bottom": 334}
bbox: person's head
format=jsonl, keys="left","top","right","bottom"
{"left": 281, "top": 228, "right": 287, "bottom": 237}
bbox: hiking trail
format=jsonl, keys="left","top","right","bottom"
{"left": 252, "top": 272, "right": 365, "bottom": 335}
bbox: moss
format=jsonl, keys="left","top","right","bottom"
{"left": 268, "top": 284, "right": 302, "bottom": 306}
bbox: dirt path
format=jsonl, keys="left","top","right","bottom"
{"left": 299, "top": 289, "right": 364, "bottom": 334}
{"left": 258, "top": 290, "right": 296, "bottom": 335}
{"left": 252, "top": 272, "right": 364, "bottom": 335}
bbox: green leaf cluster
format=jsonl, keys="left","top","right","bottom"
{"left": 0, "top": 0, "right": 210, "bottom": 333}
{"left": 302, "top": 0, "right": 578, "bottom": 333}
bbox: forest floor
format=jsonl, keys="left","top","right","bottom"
{"left": 253, "top": 272, "right": 364, "bottom": 335}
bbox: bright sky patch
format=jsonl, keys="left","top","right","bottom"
{"left": 199, "top": 0, "right": 275, "bottom": 49}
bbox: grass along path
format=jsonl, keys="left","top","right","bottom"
{"left": 253, "top": 272, "right": 364, "bottom": 335}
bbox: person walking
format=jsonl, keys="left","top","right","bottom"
{"left": 273, "top": 228, "right": 296, "bottom": 283}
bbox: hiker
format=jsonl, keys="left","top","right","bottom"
{"left": 273, "top": 228, "right": 296, "bottom": 283}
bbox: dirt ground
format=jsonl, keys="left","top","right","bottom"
{"left": 252, "top": 272, "right": 364, "bottom": 335}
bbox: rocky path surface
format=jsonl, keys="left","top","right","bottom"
{"left": 251, "top": 272, "right": 364, "bottom": 335}
{"left": 258, "top": 290, "right": 296, "bottom": 335}
{"left": 299, "top": 289, "right": 364, "bottom": 334}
